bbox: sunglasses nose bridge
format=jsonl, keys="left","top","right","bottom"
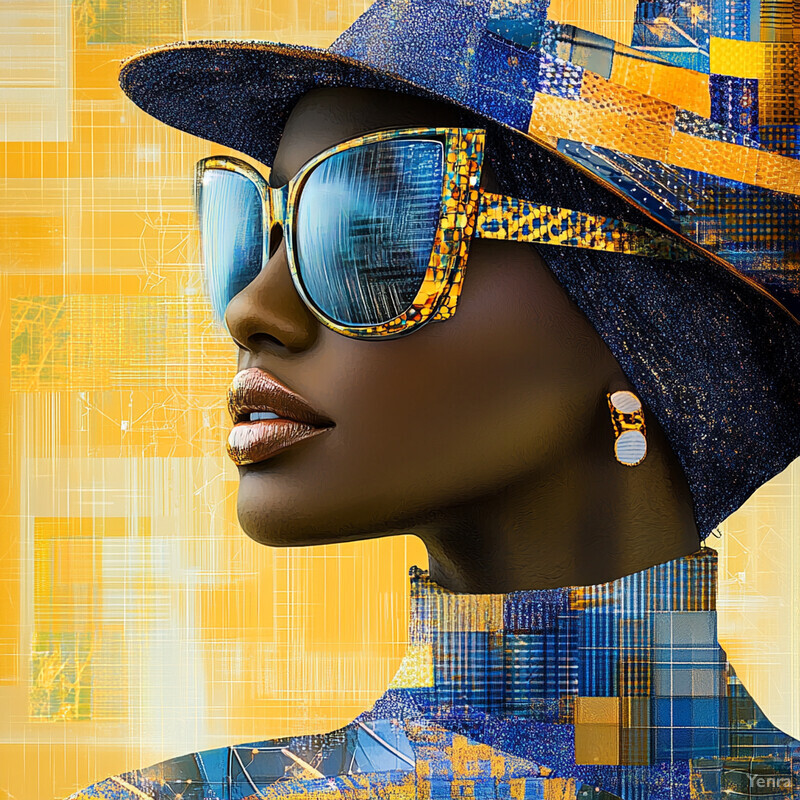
{"left": 267, "top": 183, "right": 289, "bottom": 228}
{"left": 264, "top": 183, "right": 289, "bottom": 258}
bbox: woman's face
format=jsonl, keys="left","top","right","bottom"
{"left": 224, "top": 87, "right": 620, "bottom": 547}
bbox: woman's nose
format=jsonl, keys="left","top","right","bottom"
{"left": 224, "top": 231, "right": 319, "bottom": 353}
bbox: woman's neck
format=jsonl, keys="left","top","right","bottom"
{"left": 411, "top": 420, "right": 700, "bottom": 593}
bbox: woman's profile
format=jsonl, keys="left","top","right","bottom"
{"left": 71, "top": 0, "right": 800, "bottom": 798}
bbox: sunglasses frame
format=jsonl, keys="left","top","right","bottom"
{"left": 195, "top": 126, "right": 695, "bottom": 340}
{"left": 196, "top": 127, "right": 483, "bottom": 340}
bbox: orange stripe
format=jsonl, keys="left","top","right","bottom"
{"left": 581, "top": 71, "right": 677, "bottom": 127}
{"left": 610, "top": 51, "right": 710, "bottom": 117}
{"left": 530, "top": 93, "right": 671, "bottom": 161}
{"left": 667, "top": 131, "right": 757, "bottom": 185}
{"left": 529, "top": 93, "right": 800, "bottom": 196}
{"left": 709, "top": 37, "right": 767, "bottom": 78}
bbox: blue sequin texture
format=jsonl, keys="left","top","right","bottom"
{"left": 537, "top": 52, "right": 583, "bottom": 99}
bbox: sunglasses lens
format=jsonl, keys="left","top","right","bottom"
{"left": 295, "top": 139, "right": 444, "bottom": 327}
{"left": 197, "top": 167, "right": 264, "bottom": 321}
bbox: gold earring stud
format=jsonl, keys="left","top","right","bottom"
{"left": 607, "top": 390, "right": 647, "bottom": 466}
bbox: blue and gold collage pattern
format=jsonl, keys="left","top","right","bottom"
{"left": 332, "top": 0, "right": 800, "bottom": 320}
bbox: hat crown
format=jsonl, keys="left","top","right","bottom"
{"left": 331, "top": 0, "right": 547, "bottom": 132}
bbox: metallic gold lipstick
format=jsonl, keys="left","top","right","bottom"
{"left": 226, "top": 368, "right": 334, "bottom": 465}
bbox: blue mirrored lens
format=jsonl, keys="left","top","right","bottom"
{"left": 296, "top": 139, "right": 444, "bottom": 327}
{"left": 197, "top": 168, "right": 263, "bottom": 321}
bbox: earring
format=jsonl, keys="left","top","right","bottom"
{"left": 607, "top": 390, "right": 647, "bottom": 466}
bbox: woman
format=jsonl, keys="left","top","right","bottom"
{"left": 71, "top": 0, "right": 800, "bottom": 797}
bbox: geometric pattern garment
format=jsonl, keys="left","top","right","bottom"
{"left": 69, "top": 548, "right": 800, "bottom": 800}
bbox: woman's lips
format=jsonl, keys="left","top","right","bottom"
{"left": 227, "top": 419, "right": 331, "bottom": 466}
{"left": 226, "top": 368, "right": 334, "bottom": 466}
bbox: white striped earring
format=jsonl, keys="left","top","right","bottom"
{"left": 607, "top": 390, "right": 647, "bottom": 467}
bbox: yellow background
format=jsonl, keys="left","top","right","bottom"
{"left": 0, "top": 2, "right": 798, "bottom": 798}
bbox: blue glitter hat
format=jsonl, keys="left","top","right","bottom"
{"left": 119, "top": 0, "right": 800, "bottom": 538}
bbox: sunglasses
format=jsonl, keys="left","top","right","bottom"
{"left": 194, "top": 127, "right": 692, "bottom": 339}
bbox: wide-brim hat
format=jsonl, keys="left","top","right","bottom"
{"left": 119, "top": 0, "right": 800, "bottom": 539}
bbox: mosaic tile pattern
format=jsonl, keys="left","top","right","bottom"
{"left": 475, "top": 192, "right": 695, "bottom": 260}
{"left": 631, "top": 0, "right": 711, "bottom": 73}
{"left": 69, "top": 549, "right": 800, "bottom": 799}
{"left": 536, "top": 51, "right": 583, "bottom": 101}
{"left": 709, "top": 74, "right": 759, "bottom": 140}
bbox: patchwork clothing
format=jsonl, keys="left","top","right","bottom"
{"left": 70, "top": 548, "right": 800, "bottom": 799}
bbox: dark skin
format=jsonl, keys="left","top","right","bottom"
{"left": 224, "top": 86, "right": 700, "bottom": 593}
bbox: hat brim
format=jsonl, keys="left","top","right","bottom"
{"left": 120, "top": 41, "right": 472, "bottom": 170}
{"left": 120, "top": 40, "right": 657, "bottom": 223}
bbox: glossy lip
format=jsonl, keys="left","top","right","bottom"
{"left": 227, "top": 368, "right": 335, "bottom": 466}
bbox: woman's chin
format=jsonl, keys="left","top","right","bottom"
{"left": 234, "top": 468, "right": 392, "bottom": 548}
{"left": 235, "top": 483, "right": 320, "bottom": 547}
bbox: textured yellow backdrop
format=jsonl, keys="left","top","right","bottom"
{"left": 0, "top": 2, "right": 798, "bottom": 799}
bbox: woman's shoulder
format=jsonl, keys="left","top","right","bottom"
{"left": 66, "top": 716, "right": 423, "bottom": 799}
{"left": 64, "top": 714, "right": 619, "bottom": 800}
